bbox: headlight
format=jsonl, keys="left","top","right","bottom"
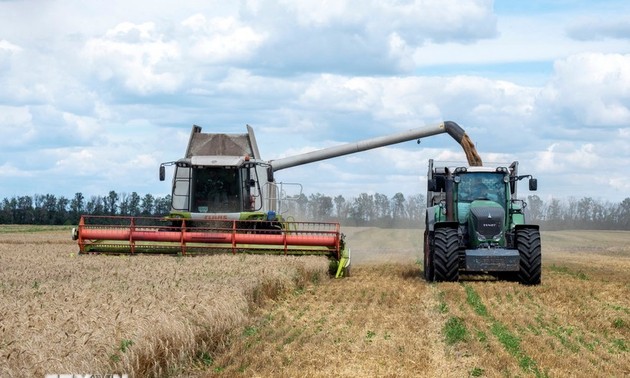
{"left": 492, "top": 231, "right": 503, "bottom": 242}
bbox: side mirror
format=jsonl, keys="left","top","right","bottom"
{"left": 159, "top": 165, "right": 165, "bottom": 181}
{"left": 427, "top": 178, "right": 437, "bottom": 192}
{"left": 529, "top": 178, "right": 537, "bottom": 191}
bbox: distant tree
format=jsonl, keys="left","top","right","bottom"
{"left": 69, "top": 192, "right": 84, "bottom": 223}
{"left": 16, "top": 196, "right": 34, "bottom": 224}
{"left": 42, "top": 194, "right": 58, "bottom": 224}
{"left": 351, "top": 193, "right": 374, "bottom": 225}
{"left": 545, "top": 198, "right": 562, "bottom": 228}
{"left": 105, "top": 191, "right": 119, "bottom": 215}
{"left": 296, "top": 193, "right": 308, "bottom": 219}
{"left": 565, "top": 197, "right": 579, "bottom": 228}
{"left": 86, "top": 195, "right": 104, "bottom": 216}
{"left": 1, "top": 197, "right": 17, "bottom": 223}
{"left": 374, "top": 193, "right": 391, "bottom": 223}
{"left": 406, "top": 194, "right": 425, "bottom": 224}
{"left": 154, "top": 195, "right": 171, "bottom": 216}
{"left": 308, "top": 193, "right": 333, "bottom": 221}
{"left": 129, "top": 192, "right": 141, "bottom": 216}
{"left": 141, "top": 194, "right": 154, "bottom": 215}
{"left": 392, "top": 192, "right": 407, "bottom": 220}
{"left": 526, "top": 195, "right": 544, "bottom": 223}
{"left": 577, "top": 197, "right": 595, "bottom": 228}
{"left": 55, "top": 196, "right": 69, "bottom": 224}
{"left": 333, "top": 195, "right": 346, "bottom": 219}
{"left": 618, "top": 198, "right": 630, "bottom": 230}
{"left": 118, "top": 192, "right": 130, "bottom": 215}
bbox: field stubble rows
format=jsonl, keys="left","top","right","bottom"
{"left": 0, "top": 227, "right": 628, "bottom": 377}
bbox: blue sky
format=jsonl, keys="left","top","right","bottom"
{"left": 1, "top": 0, "right": 629, "bottom": 203}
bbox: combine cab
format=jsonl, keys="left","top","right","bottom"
{"left": 73, "top": 121, "right": 481, "bottom": 278}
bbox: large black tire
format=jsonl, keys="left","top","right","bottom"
{"left": 423, "top": 230, "right": 434, "bottom": 282}
{"left": 433, "top": 228, "right": 460, "bottom": 282}
{"left": 516, "top": 228, "right": 542, "bottom": 285}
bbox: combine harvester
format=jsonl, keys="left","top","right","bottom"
{"left": 73, "top": 121, "right": 481, "bottom": 277}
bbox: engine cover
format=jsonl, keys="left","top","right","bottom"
{"left": 469, "top": 202, "right": 505, "bottom": 241}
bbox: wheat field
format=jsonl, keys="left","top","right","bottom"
{"left": 0, "top": 227, "right": 328, "bottom": 377}
{"left": 1, "top": 226, "right": 628, "bottom": 377}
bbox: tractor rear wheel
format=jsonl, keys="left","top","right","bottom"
{"left": 433, "top": 228, "right": 459, "bottom": 282}
{"left": 423, "top": 230, "right": 434, "bottom": 282}
{"left": 516, "top": 228, "right": 542, "bottom": 285}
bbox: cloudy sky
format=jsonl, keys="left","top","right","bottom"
{"left": 1, "top": 0, "right": 629, "bottom": 204}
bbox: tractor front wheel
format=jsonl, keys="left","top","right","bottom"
{"left": 433, "top": 228, "right": 459, "bottom": 282}
{"left": 516, "top": 228, "right": 542, "bottom": 285}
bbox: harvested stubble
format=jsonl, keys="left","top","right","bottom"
{"left": 188, "top": 228, "right": 629, "bottom": 377}
{"left": 0, "top": 230, "right": 328, "bottom": 377}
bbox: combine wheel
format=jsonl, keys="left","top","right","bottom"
{"left": 423, "top": 230, "right": 434, "bottom": 282}
{"left": 433, "top": 228, "right": 459, "bottom": 282}
{"left": 516, "top": 228, "right": 542, "bottom": 285}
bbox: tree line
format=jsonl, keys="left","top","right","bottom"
{"left": 0, "top": 191, "right": 171, "bottom": 225}
{"left": 524, "top": 195, "right": 630, "bottom": 231}
{"left": 283, "top": 193, "right": 630, "bottom": 230}
{"left": 284, "top": 192, "right": 426, "bottom": 228}
{"left": 0, "top": 190, "right": 629, "bottom": 230}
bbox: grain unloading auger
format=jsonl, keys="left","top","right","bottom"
{"left": 73, "top": 121, "right": 481, "bottom": 277}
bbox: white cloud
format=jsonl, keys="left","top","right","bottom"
{"left": 0, "top": 162, "right": 32, "bottom": 178}
{"left": 0, "top": 106, "right": 35, "bottom": 147}
{"left": 296, "top": 74, "right": 538, "bottom": 133}
{"left": 539, "top": 52, "right": 630, "bottom": 126}
{"left": 61, "top": 112, "right": 104, "bottom": 140}
{"left": 534, "top": 142, "right": 606, "bottom": 173}
{"left": 82, "top": 22, "right": 182, "bottom": 94}
{"left": 182, "top": 14, "right": 267, "bottom": 63}
{"left": 54, "top": 149, "right": 98, "bottom": 176}
{"left": 0, "top": 39, "right": 21, "bottom": 53}
{"left": 236, "top": 0, "right": 497, "bottom": 75}
{"left": 609, "top": 176, "right": 630, "bottom": 192}
{"left": 276, "top": 0, "right": 351, "bottom": 27}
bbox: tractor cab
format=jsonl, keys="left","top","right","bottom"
{"left": 452, "top": 168, "right": 511, "bottom": 248}
{"left": 455, "top": 169, "right": 507, "bottom": 204}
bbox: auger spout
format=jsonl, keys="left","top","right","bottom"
{"left": 270, "top": 121, "right": 482, "bottom": 171}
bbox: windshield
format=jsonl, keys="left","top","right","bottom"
{"left": 457, "top": 172, "right": 506, "bottom": 204}
{"left": 192, "top": 167, "right": 242, "bottom": 213}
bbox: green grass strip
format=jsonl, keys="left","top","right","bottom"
{"left": 0, "top": 225, "right": 73, "bottom": 233}
{"left": 444, "top": 316, "right": 468, "bottom": 345}
{"left": 491, "top": 321, "right": 546, "bottom": 377}
{"left": 547, "top": 264, "right": 589, "bottom": 280}
{"left": 464, "top": 284, "right": 547, "bottom": 377}
{"left": 465, "top": 284, "right": 489, "bottom": 317}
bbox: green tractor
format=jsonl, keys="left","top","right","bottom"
{"left": 424, "top": 160, "right": 541, "bottom": 285}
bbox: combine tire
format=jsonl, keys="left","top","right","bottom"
{"left": 433, "top": 228, "right": 459, "bottom": 282}
{"left": 423, "top": 230, "right": 434, "bottom": 282}
{"left": 516, "top": 228, "right": 542, "bottom": 285}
